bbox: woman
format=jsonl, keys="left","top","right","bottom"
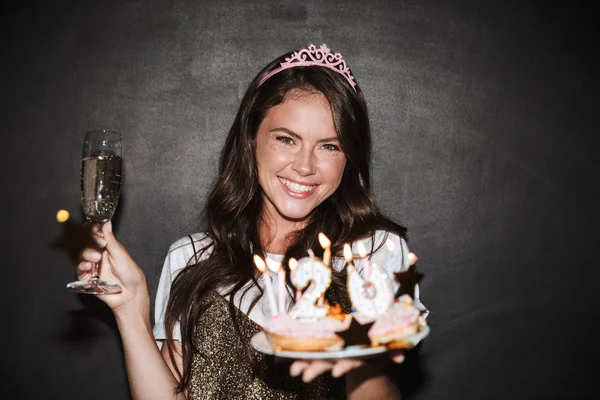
{"left": 78, "top": 44, "right": 418, "bottom": 399}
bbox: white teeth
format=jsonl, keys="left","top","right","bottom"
{"left": 279, "top": 178, "right": 316, "bottom": 193}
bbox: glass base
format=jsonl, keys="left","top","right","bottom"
{"left": 67, "top": 279, "right": 122, "bottom": 295}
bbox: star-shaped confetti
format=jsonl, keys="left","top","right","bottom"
{"left": 394, "top": 264, "right": 424, "bottom": 299}
{"left": 336, "top": 316, "right": 374, "bottom": 347}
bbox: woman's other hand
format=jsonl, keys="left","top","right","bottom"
{"left": 77, "top": 221, "right": 148, "bottom": 312}
{"left": 290, "top": 352, "right": 404, "bottom": 399}
{"left": 289, "top": 351, "right": 405, "bottom": 382}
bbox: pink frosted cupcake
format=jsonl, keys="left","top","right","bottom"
{"left": 368, "top": 295, "right": 423, "bottom": 347}
{"left": 265, "top": 314, "right": 347, "bottom": 352}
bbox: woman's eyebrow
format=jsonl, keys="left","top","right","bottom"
{"left": 269, "top": 127, "right": 302, "bottom": 140}
{"left": 317, "top": 136, "right": 340, "bottom": 143}
{"left": 269, "top": 127, "right": 339, "bottom": 143}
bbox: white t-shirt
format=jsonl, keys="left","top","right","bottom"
{"left": 153, "top": 230, "right": 424, "bottom": 343}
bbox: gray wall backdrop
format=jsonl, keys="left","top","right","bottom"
{"left": 2, "top": 1, "right": 597, "bottom": 399}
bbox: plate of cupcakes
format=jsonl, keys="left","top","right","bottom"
{"left": 250, "top": 235, "right": 430, "bottom": 360}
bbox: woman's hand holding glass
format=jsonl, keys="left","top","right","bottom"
{"left": 77, "top": 221, "right": 148, "bottom": 311}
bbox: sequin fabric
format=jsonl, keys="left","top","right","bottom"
{"left": 188, "top": 292, "right": 345, "bottom": 399}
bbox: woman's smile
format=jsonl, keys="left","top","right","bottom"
{"left": 278, "top": 177, "right": 318, "bottom": 196}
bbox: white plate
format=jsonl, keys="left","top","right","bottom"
{"left": 250, "top": 325, "right": 430, "bottom": 360}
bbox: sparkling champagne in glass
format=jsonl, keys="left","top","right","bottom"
{"left": 67, "top": 130, "right": 123, "bottom": 294}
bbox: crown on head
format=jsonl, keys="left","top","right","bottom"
{"left": 258, "top": 44, "right": 357, "bottom": 90}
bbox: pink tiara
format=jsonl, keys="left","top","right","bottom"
{"left": 258, "top": 43, "right": 357, "bottom": 90}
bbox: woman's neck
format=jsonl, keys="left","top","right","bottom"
{"left": 258, "top": 208, "right": 308, "bottom": 255}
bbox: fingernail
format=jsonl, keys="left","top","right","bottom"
{"left": 96, "top": 238, "right": 107, "bottom": 247}
{"left": 92, "top": 252, "right": 102, "bottom": 261}
{"left": 393, "top": 354, "right": 405, "bottom": 363}
{"left": 107, "top": 221, "right": 112, "bottom": 233}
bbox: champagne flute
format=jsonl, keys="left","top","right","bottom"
{"left": 67, "top": 130, "right": 123, "bottom": 294}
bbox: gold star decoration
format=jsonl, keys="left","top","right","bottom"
{"left": 394, "top": 264, "right": 424, "bottom": 299}
{"left": 336, "top": 316, "right": 374, "bottom": 347}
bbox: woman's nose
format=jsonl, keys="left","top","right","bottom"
{"left": 291, "top": 146, "right": 316, "bottom": 176}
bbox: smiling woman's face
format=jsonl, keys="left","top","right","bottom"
{"left": 255, "top": 90, "right": 347, "bottom": 225}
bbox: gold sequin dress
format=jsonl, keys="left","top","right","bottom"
{"left": 187, "top": 292, "right": 344, "bottom": 399}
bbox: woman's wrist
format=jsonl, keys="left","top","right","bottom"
{"left": 346, "top": 363, "right": 380, "bottom": 383}
{"left": 346, "top": 361, "right": 400, "bottom": 399}
{"left": 113, "top": 290, "right": 152, "bottom": 329}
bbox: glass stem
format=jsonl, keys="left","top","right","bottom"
{"left": 91, "top": 261, "right": 100, "bottom": 280}
{"left": 91, "top": 221, "right": 104, "bottom": 281}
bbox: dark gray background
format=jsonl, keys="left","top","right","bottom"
{"left": 2, "top": 1, "right": 597, "bottom": 399}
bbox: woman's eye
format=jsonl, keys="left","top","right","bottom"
{"left": 276, "top": 136, "right": 294, "bottom": 145}
{"left": 322, "top": 143, "right": 341, "bottom": 152}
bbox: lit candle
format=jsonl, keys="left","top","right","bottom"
{"left": 386, "top": 238, "right": 399, "bottom": 272}
{"left": 343, "top": 243, "right": 354, "bottom": 268}
{"left": 317, "top": 233, "right": 331, "bottom": 306}
{"left": 266, "top": 258, "right": 285, "bottom": 315}
{"left": 253, "top": 254, "right": 278, "bottom": 318}
{"left": 357, "top": 242, "right": 370, "bottom": 281}
{"left": 288, "top": 257, "right": 301, "bottom": 303}
{"left": 278, "top": 266, "right": 286, "bottom": 314}
{"left": 408, "top": 252, "right": 418, "bottom": 266}
{"left": 277, "top": 266, "right": 286, "bottom": 315}
{"left": 408, "top": 252, "right": 419, "bottom": 298}
{"left": 318, "top": 232, "right": 331, "bottom": 266}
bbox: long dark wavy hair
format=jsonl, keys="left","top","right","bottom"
{"left": 164, "top": 47, "right": 407, "bottom": 392}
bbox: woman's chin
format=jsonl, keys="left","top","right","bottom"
{"left": 276, "top": 206, "right": 316, "bottom": 223}
{"left": 280, "top": 211, "right": 312, "bottom": 222}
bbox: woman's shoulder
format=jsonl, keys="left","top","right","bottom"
{"left": 167, "top": 232, "right": 213, "bottom": 253}
{"left": 162, "top": 233, "right": 214, "bottom": 273}
{"left": 353, "top": 229, "right": 406, "bottom": 252}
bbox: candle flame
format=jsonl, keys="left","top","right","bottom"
{"left": 343, "top": 243, "right": 353, "bottom": 262}
{"left": 408, "top": 252, "right": 418, "bottom": 265}
{"left": 289, "top": 257, "right": 298, "bottom": 271}
{"left": 265, "top": 258, "right": 281, "bottom": 273}
{"left": 318, "top": 232, "right": 331, "bottom": 249}
{"left": 253, "top": 254, "right": 266, "bottom": 272}
{"left": 386, "top": 238, "right": 395, "bottom": 251}
{"left": 357, "top": 242, "right": 367, "bottom": 258}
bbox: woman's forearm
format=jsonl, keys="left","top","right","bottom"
{"left": 113, "top": 297, "right": 186, "bottom": 400}
{"left": 346, "top": 365, "right": 401, "bottom": 400}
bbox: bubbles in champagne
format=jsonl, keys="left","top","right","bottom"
{"left": 81, "top": 154, "right": 122, "bottom": 223}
